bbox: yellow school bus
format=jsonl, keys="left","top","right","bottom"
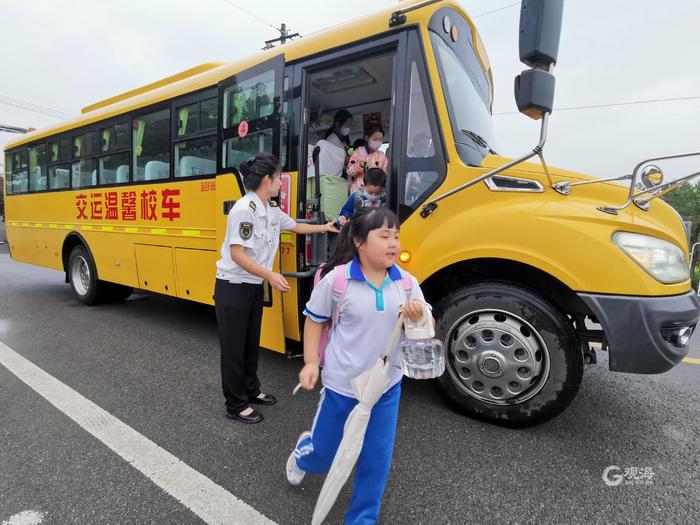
{"left": 4, "top": 0, "right": 698, "bottom": 426}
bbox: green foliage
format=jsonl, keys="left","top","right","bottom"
{"left": 662, "top": 184, "right": 700, "bottom": 243}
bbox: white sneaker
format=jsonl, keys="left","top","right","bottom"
{"left": 286, "top": 431, "right": 311, "bottom": 486}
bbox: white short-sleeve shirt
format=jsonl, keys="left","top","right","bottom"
{"left": 304, "top": 257, "right": 427, "bottom": 397}
{"left": 215, "top": 191, "right": 296, "bottom": 283}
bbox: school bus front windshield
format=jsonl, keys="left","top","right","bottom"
{"left": 429, "top": 19, "right": 495, "bottom": 166}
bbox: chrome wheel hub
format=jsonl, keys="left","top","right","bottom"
{"left": 446, "top": 309, "right": 550, "bottom": 405}
{"left": 71, "top": 256, "right": 90, "bottom": 296}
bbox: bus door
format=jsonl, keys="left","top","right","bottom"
{"left": 216, "top": 54, "right": 288, "bottom": 354}
{"left": 293, "top": 33, "right": 404, "bottom": 302}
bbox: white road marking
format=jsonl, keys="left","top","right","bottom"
{"left": 1, "top": 510, "right": 45, "bottom": 525}
{"left": 0, "top": 341, "right": 277, "bottom": 525}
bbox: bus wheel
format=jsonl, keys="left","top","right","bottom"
{"left": 434, "top": 282, "right": 583, "bottom": 428}
{"left": 68, "top": 245, "right": 107, "bottom": 305}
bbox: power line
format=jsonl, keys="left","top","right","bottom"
{"left": 221, "top": 0, "right": 279, "bottom": 32}
{"left": 494, "top": 95, "right": 700, "bottom": 115}
{"left": 0, "top": 94, "right": 72, "bottom": 118}
{"left": 0, "top": 94, "right": 73, "bottom": 119}
{"left": 473, "top": 2, "right": 520, "bottom": 18}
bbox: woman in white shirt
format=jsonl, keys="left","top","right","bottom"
{"left": 315, "top": 109, "right": 353, "bottom": 178}
{"left": 215, "top": 153, "right": 337, "bottom": 424}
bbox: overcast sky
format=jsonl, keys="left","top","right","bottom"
{"left": 1, "top": 0, "right": 699, "bottom": 180}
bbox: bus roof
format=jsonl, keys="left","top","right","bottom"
{"left": 5, "top": 0, "right": 491, "bottom": 151}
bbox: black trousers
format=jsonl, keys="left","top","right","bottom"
{"left": 214, "top": 279, "right": 264, "bottom": 413}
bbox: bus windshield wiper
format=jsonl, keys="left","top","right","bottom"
{"left": 460, "top": 129, "right": 497, "bottom": 155}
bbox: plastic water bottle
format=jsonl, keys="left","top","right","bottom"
{"left": 400, "top": 303, "right": 445, "bottom": 379}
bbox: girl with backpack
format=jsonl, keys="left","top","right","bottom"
{"left": 286, "top": 207, "right": 430, "bottom": 524}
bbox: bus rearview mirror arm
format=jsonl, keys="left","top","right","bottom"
{"left": 420, "top": 111, "right": 551, "bottom": 218}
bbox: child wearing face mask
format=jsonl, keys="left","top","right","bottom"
{"left": 335, "top": 168, "right": 386, "bottom": 228}
{"left": 346, "top": 122, "right": 389, "bottom": 193}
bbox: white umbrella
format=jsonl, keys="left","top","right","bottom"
{"left": 311, "top": 315, "right": 405, "bottom": 525}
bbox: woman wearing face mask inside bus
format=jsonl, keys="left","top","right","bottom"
{"left": 346, "top": 122, "right": 389, "bottom": 193}
{"left": 315, "top": 109, "right": 353, "bottom": 178}
{"left": 215, "top": 153, "right": 339, "bottom": 424}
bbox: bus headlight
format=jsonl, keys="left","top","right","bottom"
{"left": 613, "top": 232, "right": 689, "bottom": 284}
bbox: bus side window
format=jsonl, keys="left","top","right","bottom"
{"left": 11, "top": 149, "right": 29, "bottom": 194}
{"left": 221, "top": 67, "right": 278, "bottom": 174}
{"left": 98, "top": 121, "right": 131, "bottom": 185}
{"left": 399, "top": 58, "right": 443, "bottom": 217}
{"left": 174, "top": 97, "right": 217, "bottom": 178}
{"left": 133, "top": 109, "right": 171, "bottom": 182}
{"left": 29, "top": 143, "right": 47, "bottom": 192}
{"left": 5, "top": 152, "right": 13, "bottom": 195}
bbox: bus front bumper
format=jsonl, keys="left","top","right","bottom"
{"left": 578, "top": 291, "right": 700, "bottom": 374}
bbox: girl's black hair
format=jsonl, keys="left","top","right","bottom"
{"left": 320, "top": 207, "right": 399, "bottom": 279}
{"left": 353, "top": 122, "right": 385, "bottom": 151}
{"left": 323, "top": 109, "right": 353, "bottom": 144}
{"left": 363, "top": 122, "right": 385, "bottom": 140}
{"left": 351, "top": 138, "right": 365, "bottom": 151}
{"left": 238, "top": 152, "right": 280, "bottom": 191}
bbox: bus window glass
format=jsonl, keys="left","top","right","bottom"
{"left": 133, "top": 109, "right": 170, "bottom": 182}
{"left": 223, "top": 129, "right": 273, "bottom": 170}
{"left": 12, "top": 150, "right": 29, "bottom": 193}
{"left": 177, "top": 103, "right": 199, "bottom": 136}
{"left": 223, "top": 69, "right": 275, "bottom": 127}
{"left": 431, "top": 32, "right": 494, "bottom": 165}
{"left": 175, "top": 137, "right": 216, "bottom": 178}
{"left": 100, "top": 152, "right": 130, "bottom": 185}
{"left": 29, "top": 143, "right": 47, "bottom": 191}
{"left": 49, "top": 139, "right": 71, "bottom": 163}
{"left": 72, "top": 158, "right": 97, "bottom": 188}
{"left": 200, "top": 97, "right": 218, "bottom": 131}
{"left": 114, "top": 121, "right": 129, "bottom": 150}
{"left": 49, "top": 165, "right": 71, "bottom": 190}
{"left": 79, "top": 131, "right": 99, "bottom": 157}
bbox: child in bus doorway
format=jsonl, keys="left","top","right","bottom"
{"left": 336, "top": 168, "right": 386, "bottom": 228}
{"left": 286, "top": 207, "right": 429, "bottom": 525}
{"left": 346, "top": 122, "right": 389, "bottom": 193}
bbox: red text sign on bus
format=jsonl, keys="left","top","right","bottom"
{"left": 75, "top": 188, "right": 182, "bottom": 222}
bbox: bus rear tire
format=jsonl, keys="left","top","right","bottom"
{"left": 434, "top": 282, "right": 584, "bottom": 428}
{"left": 68, "top": 245, "right": 109, "bottom": 305}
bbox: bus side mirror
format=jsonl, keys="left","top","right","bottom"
{"left": 514, "top": 69, "right": 555, "bottom": 120}
{"left": 519, "top": 0, "right": 564, "bottom": 69}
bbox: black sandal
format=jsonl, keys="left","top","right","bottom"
{"left": 250, "top": 393, "right": 277, "bottom": 406}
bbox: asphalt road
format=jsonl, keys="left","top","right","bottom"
{"left": 0, "top": 238, "right": 698, "bottom": 524}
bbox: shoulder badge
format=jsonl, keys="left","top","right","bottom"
{"left": 248, "top": 200, "right": 257, "bottom": 213}
{"left": 239, "top": 222, "right": 253, "bottom": 240}
{"left": 269, "top": 200, "right": 278, "bottom": 208}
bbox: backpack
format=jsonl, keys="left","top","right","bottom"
{"left": 313, "top": 263, "right": 413, "bottom": 367}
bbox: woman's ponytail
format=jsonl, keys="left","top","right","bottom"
{"left": 238, "top": 153, "right": 280, "bottom": 191}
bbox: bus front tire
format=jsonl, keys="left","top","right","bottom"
{"left": 434, "top": 282, "right": 584, "bottom": 428}
{"left": 68, "top": 245, "right": 131, "bottom": 305}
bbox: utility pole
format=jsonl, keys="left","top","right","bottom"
{"left": 263, "top": 23, "right": 301, "bottom": 49}
{"left": 0, "top": 125, "right": 35, "bottom": 134}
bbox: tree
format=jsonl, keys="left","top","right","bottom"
{"left": 662, "top": 184, "right": 700, "bottom": 244}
